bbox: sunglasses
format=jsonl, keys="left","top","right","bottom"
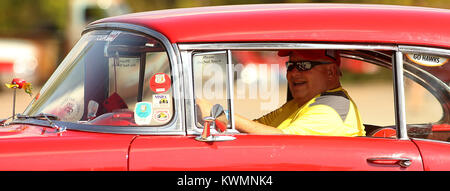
{"left": 286, "top": 61, "right": 331, "bottom": 71}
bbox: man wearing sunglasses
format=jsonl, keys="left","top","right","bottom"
{"left": 230, "top": 49, "right": 366, "bottom": 136}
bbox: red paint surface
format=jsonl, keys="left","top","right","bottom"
{"left": 0, "top": 124, "right": 135, "bottom": 171}
{"left": 95, "top": 4, "right": 450, "bottom": 48}
{"left": 129, "top": 135, "right": 423, "bottom": 171}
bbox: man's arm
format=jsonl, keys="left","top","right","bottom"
{"left": 196, "top": 98, "right": 284, "bottom": 135}
{"left": 232, "top": 113, "right": 284, "bottom": 135}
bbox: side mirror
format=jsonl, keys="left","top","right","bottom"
{"left": 210, "top": 104, "right": 224, "bottom": 119}
{"left": 210, "top": 104, "right": 227, "bottom": 132}
{"left": 195, "top": 104, "right": 235, "bottom": 142}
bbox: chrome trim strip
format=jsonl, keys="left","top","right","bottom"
{"left": 340, "top": 50, "right": 393, "bottom": 69}
{"left": 76, "top": 22, "right": 184, "bottom": 135}
{"left": 393, "top": 51, "right": 408, "bottom": 140}
{"left": 180, "top": 50, "right": 197, "bottom": 135}
{"left": 11, "top": 120, "right": 187, "bottom": 135}
{"left": 399, "top": 45, "right": 450, "bottom": 57}
{"left": 226, "top": 50, "right": 236, "bottom": 131}
{"left": 172, "top": 43, "right": 186, "bottom": 133}
{"left": 178, "top": 43, "right": 397, "bottom": 51}
{"left": 411, "top": 137, "right": 450, "bottom": 145}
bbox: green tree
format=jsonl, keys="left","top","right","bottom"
{"left": 0, "top": 0, "right": 68, "bottom": 36}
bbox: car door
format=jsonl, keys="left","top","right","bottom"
{"left": 128, "top": 47, "right": 424, "bottom": 171}
{"left": 128, "top": 134, "right": 422, "bottom": 171}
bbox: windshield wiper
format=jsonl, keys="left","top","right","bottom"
{"left": 0, "top": 116, "right": 14, "bottom": 126}
{"left": 16, "top": 113, "right": 59, "bottom": 121}
{"left": 13, "top": 113, "right": 66, "bottom": 133}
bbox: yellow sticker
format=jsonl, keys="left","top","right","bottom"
{"left": 406, "top": 53, "right": 448, "bottom": 67}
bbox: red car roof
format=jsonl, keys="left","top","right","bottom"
{"left": 93, "top": 4, "right": 450, "bottom": 48}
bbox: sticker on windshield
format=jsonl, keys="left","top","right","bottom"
{"left": 134, "top": 102, "right": 152, "bottom": 125}
{"left": 153, "top": 109, "right": 170, "bottom": 123}
{"left": 57, "top": 97, "right": 83, "bottom": 122}
{"left": 153, "top": 94, "right": 170, "bottom": 108}
{"left": 93, "top": 31, "right": 121, "bottom": 42}
{"left": 150, "top": 73, "right": 171, "bottom": 93}
{"left": 106, "top": 31, "right": 121, "bottom": 41}
{"left": 406, "top": 53, "right": 448, "bottom": 67}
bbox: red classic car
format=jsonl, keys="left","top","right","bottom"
{"left": 1, "top": 4, "right": 449, "bottom": 171}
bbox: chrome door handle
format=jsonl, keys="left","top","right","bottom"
{"left": 367, "top": 157, "right": 412, "bottom": 168}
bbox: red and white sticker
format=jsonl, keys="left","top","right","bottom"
{"left": 150, "top": 73, "right": 171, "bottom": 93}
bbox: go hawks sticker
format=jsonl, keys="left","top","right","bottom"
{"left": 406, "top": 53, "right": 448, "bottom": 67}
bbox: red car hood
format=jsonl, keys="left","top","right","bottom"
{"left": 0, "top": 124, "right": 50, "bottom": 139}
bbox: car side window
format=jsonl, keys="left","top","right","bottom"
{"left": 193, "top": 51, "right": 231, "bottom": 129}
{"left": 189, "top": 49, "right": 397, "bottom": 137}
{"left": 231, "top": 50, "right": 396, "bottom": 137}
{"left": 190, "top": 48, "right": 448, "bottom": 140}
{"left": 403, "top": 52, "right": 450, "bottom": 142}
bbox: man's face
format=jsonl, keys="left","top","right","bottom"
{"left": 286, "top": 54, "right": 331, "bottom": 103}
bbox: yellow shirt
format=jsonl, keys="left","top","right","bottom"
{"left": 255, "top": 87, "right": 365, "bottom": 137}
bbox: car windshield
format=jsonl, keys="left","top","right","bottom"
{"left": 22, "top": 30, "right": 174, "bottom": 126}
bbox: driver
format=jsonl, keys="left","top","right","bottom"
{"left": 197, "top": 49, "right": 366, "bottom": 136}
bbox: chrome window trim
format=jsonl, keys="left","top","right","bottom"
{"left": 393, "top": 51, "right": 408, "bottom": 140}
{"left": 340, "top": 50, "right": 393, "bottom": 69}
{"left": 399, "top": 45, "right": 450, "bottom": 57}
{"left": 412, "top": 137, "right": 450, "bottom": 145}
{"left": 226, "top": 50, "right": 236, "bottom": 131}
{"left": 57, "top": 22, "right": 186, "bottom": 135}
{"left": 172, "top": 43, "right": 187, "bottom": 133}
{"left": 178, "top": 43, "right": 397, "bottom": 51}
{"left": 180, "top": 50, "right": 197, "bottom": 135}
{"left": 179, "top": 42, "right": 414, "bottom": 138}
{"left": 184, "top": 50, "right": 240, "bottom": 135}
